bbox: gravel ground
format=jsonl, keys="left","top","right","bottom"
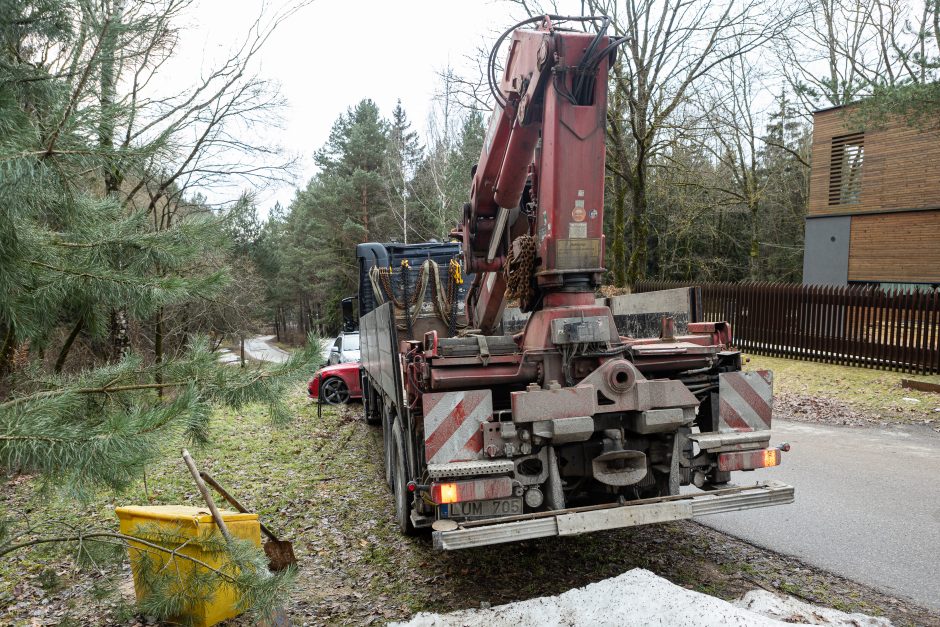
{"left": 2, "top": 395, "right": 939, "bottom": 626}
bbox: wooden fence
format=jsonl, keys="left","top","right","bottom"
{"left": 632, "top": 281, "right": 940, "bottom": 374}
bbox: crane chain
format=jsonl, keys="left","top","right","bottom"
{"left": 376, "top": 264, "right": 422, "bottom": 310}
{"left": 448, "top": 258, "right": 462, "bottom": 336}
{"left": 505, "top": 234, "right": 537, "bottom": 307}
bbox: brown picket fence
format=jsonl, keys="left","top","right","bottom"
{"left": 632, "top": 281, "right": 940, "bottom": 374}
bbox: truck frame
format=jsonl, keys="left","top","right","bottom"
{"left": 358, "top": 16, "right": 793, "bottom": 551}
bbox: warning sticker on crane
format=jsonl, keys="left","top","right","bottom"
{"left": 423, "top": 390, "right": 493, "bottom": 464}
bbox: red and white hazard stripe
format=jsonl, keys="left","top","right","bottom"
{"left": 422, "top": 390, "right": 492, "bottom": 465}
{"left": 718, "top": 370, "right": 773, "bottom": 433}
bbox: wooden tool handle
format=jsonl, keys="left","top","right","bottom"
{"left": 200, "top": 471, "right": 280, "bottom": 542}
{"left": 182, "top": 449, "right": 233, "bottom": 544}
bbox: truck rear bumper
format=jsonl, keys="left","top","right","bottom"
{"left": 432, "top": 480, "right": 793, "bottom": 551}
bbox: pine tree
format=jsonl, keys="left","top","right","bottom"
{"left": 283, "top": 100, "right": 392, "bottom": 331}
{"left": 411, "top": 109, "right": 485, "bottom": 240}
{"left": 384, "top": 100, "right": 423, "bottom": 243}
{"left": 315, "top": 99, "right": 390, "bottom": 241}
{"left": 0, "top": 1, "right": 318, "bottom": 619}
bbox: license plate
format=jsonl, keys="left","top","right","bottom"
{"left": 440, "top": 498, "right": 522, "bottom": 520}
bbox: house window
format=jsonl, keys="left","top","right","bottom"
{"left": 828, "top": 132, "right": 864, "bottom": 206}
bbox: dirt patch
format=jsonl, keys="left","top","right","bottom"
{"left": 774, "top": 391, "right": 883, "bottom": 427}
{"left": 2, "top": 396, "right": 938, "bottom": 626}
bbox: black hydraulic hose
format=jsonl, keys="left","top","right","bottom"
{"left": 488, "top": 14, "right": 608, "bottom": 108}
{"left": 573, "top": 16, "right": 610, "bottom": 104}
{"left": 583, "top": 36, "right": 630, "bottom": 74}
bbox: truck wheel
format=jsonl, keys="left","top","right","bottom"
{"left": 391, "top": 419, "right": 416, "bottom": 536}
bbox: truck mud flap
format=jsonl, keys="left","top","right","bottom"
{"left": 432, "top": 480, "right": 793, "bottom": 551}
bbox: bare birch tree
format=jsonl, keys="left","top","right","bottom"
{"left": 780, "top": 0, "right": 940, "bottom": 113}
{"left": 66, "top": 0, "right": 307, "bottom": 365}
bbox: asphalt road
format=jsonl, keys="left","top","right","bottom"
{"left": 694, "top": 419, "right": 940, "bottom": 611}
{"left": 242, "top": 335, "right": 290, "bottom": 363}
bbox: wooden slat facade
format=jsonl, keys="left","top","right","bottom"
{"left": 807, "top": 105, "right": 940, "bottom": 284}
{"left": 848, "top": 211, "right": 940, "bottom": 283}
{"left": 809, "top": 106, "right": 940, "bottom": 216}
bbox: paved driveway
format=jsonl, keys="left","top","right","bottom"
{"left": 694, "top": 419, "right": 940, "bottom": 610}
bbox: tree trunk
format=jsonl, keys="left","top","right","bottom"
{"left": 626, "top": 157, "right": 649, "bottom": 284}
{"left": 611, "top": 173, "right": 628, "bottom": 287}
{"left": 101, "top": 1, "right": 129, "bottom": 363}
{"left": 154, "top": 308, "right": 163, "bottom": 398}
{"left": 54, "top": 317, "right": 85, "bottom": 373}
{"left": 110, "top": 309, "right": 130, "bottom": 362}
{"left": 361, "top": 187, "right": 369, "bottom": 240}
{"left": 606, "top": 78, "right": 630, "bottom": 288}
{"left": 749, "top": 202, "right": 760, "bottom": 281}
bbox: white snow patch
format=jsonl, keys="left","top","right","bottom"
{"left": 734, "top": 590, "right": 892, "bottom": 626}
{"left": 394, "top": 569, "right": 892, "bottom": 627}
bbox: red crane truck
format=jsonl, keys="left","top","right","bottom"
{"left": 358, "top": 15, "right": 793, "bottom": 551}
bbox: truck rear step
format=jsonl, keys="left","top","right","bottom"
{"left": 432, "top": 480, "right": 793, "bottom": 551}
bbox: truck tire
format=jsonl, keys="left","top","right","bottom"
{"left": 391, "top": 418, "right": 416, "bottom": 536}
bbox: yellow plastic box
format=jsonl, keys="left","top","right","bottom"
{"left": 115, "top": 505, "right": 261, "bottom": 627}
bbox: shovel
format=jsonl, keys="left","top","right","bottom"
{"left": 183, "top": 452, "right": 292, "bottom": 627}
{"left": 199, "top": 471, "right": 297, "bottom": 572}
{"left": 182, "top": 449, "right": 233, "bottom": 543}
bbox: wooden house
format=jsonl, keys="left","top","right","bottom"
{"left": 803, "top": 104, "right": 940, "bottom": 288}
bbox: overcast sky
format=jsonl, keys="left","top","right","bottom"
{"left": 171, "top": 0, "right": 517, "bottom": 214}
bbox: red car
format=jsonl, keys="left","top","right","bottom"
{"left": 308, "top": 362, "right": 362, "bottom": 405}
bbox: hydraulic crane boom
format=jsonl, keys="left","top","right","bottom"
{"left": 459, "top": 16, "right": 610, "bottom": 334}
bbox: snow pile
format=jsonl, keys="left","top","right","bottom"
{"left": 734, "top": 590, "right": 892, "bottom": 626}
{"left": 395, "top": 569, "right": 892, "bottom": 627}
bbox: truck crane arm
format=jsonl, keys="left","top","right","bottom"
{"left": 459, "top": 15, "right": 613, "bottom": 334}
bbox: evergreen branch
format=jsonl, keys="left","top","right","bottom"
{"left": 0, "top": 531, "right": 240, "bottom": 584}
{"left": 42, "top": 15, "right": 114, "bottom": 159}
{"left": 28, "top": 260, "right": 142, "bottom": 286}
{"left": 0, "top": 339, "right": 317, "bottom": 409}
{"left": 0, "top": 382, "right": 185, "bottom": 409}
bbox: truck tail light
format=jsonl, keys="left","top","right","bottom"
{"left": 718, "top": 448, "right": 781, "bottom": 472}
{"left": 430, "top": 477, "right": 513, "bottom": 505}
{"left": 433, "top": 482, "right": 459, "bottom": 504}
{"left": 762, "top": 449, "right": 779, "bottom": 467}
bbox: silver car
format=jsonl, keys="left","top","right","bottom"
{"left": 328, "top": 332, "right": 360, "bottom": 365}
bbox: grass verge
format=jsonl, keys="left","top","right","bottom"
{"left": 746, "top": 354, "right": 940, "bottom": 426}
{"left": 2, "top": 392, "right": 938, "bottom": 625}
